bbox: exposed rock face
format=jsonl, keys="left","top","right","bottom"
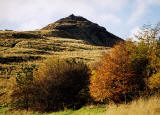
{"left": 41, "top": 14, "right": 123, "bottom": 46}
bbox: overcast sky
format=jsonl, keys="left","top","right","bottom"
{"left": 0, "top": 0, "right": 160, "bottom": 39}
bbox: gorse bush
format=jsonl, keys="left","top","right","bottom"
{"left": 5, "top": 58, "right": 90, "bottom": 112}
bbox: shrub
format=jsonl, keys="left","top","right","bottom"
{"left": 3, "top": 58, "right": 90, "bottom": 112}
{"left": 0, "top": 78, "right": 14, "bottom": 106}
{"left": 10, "top": 64, "right": 36, "bottom": 110}
{"left": 32, "top": 58, "right": 90, "bottom": 111}
{"left": 0, "top": 64, "right": 36, "bottom": 109}
{"left": 89, "top": 42, "right": 139, "bottom": 103}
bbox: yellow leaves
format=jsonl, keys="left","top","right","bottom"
{"left": 89, "top": 42, "right": 137, "bottom": 103}
{"left": 148, "top": 72, "right": 160, "bottom": 90}
{"left": 91, "top": 70, "right": 96, "bottom": 75}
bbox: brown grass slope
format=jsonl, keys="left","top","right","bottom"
{"left": 0, "top": 31, "right": 109, "bottom": 78}
{"left": 0, "top": 15, "right": 122, "bottom": 78}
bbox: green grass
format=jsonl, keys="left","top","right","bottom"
{"left": 0, "top": 107, "right": 10, "bottom": 115}
{"left": 45, "top": 107, "right": 106, "bottom": 115}
{"left": 0, "top": 106, "right": 106, "bottom": 115}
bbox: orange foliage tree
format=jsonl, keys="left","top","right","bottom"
{"left": 89, "top": 42, "right": 138, "bottom": 103}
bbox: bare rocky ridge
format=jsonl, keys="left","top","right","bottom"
{"left": 41, "top": 14, "right": 123, "bottom": 46}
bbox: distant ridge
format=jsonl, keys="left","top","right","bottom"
{"left": 41, "top": 14, "right": 123, "bottom": 46}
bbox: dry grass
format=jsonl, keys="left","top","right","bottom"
{"left": 0, "top": 31, "right": 109, "bottom": 78}
{"left": 0, "top": 109, "right": 40, "bottom": 115}
{"left": 106, "top": 96, "right": 160, "bottom": 115}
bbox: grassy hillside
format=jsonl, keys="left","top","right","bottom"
{"left": 0, "top": 30, "right": 109, "bottom": 78}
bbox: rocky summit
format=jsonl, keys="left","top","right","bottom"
{"left": 41, "top": 14, "right": 123, "bottom": 46}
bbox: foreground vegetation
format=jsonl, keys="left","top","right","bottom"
{"left": 90, "top": 23, "right": 160, "bottom": 103}
{"left": 1, "top": 96, "right": 160, "bottom": 115}
{"left": 1, "top": 23, "right": 160, "bottom": 114}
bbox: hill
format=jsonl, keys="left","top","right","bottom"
{"left": 41, "top": 14, "right": 123, "bottom": 46}
{"left": 0, "top": 14, "right": 122, "bottom": 78}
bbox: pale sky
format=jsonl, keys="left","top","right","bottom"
{"left": 0, "top": 0, "right": 160, "bottom": 39}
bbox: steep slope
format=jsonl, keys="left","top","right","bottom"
{"left": 41, "top": 14, "right": 123, "bottom": 46}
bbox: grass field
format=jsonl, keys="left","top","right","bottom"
{"left": 1, "top": 96, "right": 160, "bottom": 115}
{"left": 0, "top": 106, "right": 106, "bottom": 115}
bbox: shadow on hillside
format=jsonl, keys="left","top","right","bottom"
{"left": 0, "top": 56, "right": 42, "bottom": 64}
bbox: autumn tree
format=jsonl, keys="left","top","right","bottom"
{"left": 134, "top": 23, "right": 160, "bottom": 93}
{"left": 89, "top": 42, "right": 138, "bottom": 103}
{"left": 135, "top": 23, "right": 160, "bottom": 77}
